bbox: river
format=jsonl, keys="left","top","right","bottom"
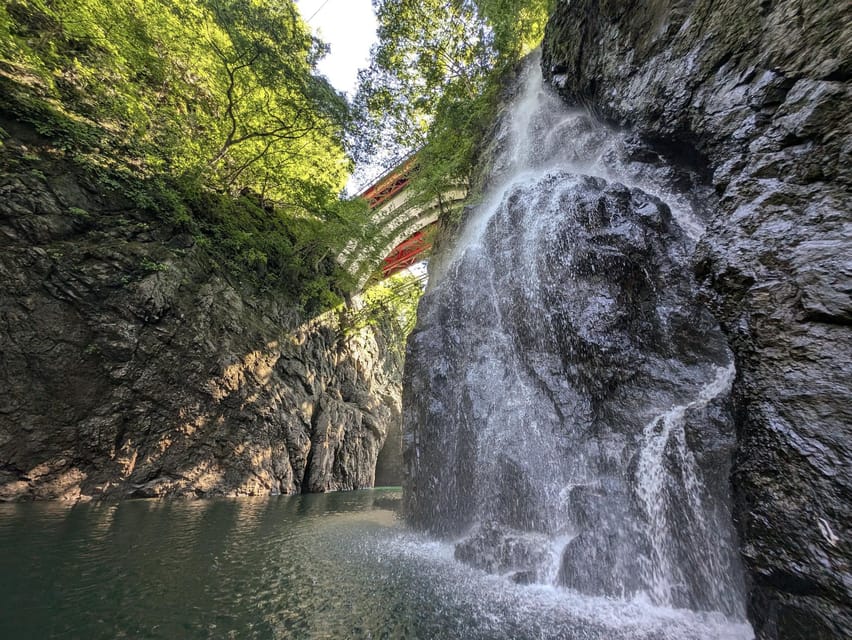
{"left": 0, "top": 489, "right": 752, "bottom": 639}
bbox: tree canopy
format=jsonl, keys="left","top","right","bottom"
{"left": 0, "top": 0, "right": 350, "bottom": 206}
{"left": 0, "top": 0, "right": 380, "bottom": 310}
{"left": 352, "top": 0, "right": 553, "bottom": 206}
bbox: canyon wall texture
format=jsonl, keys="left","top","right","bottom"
{"left": 541, "top": 1, "right": 850, "bottom": 637}
{"left": 0, "top": 124, "right": 402, "bottom": 501}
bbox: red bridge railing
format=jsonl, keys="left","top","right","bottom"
{"left": 359, "top": 158, "right": 418, "bottom": 210}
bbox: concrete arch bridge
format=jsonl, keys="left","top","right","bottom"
{"left": 337, "top": 159, "right": 467, "bottom": 290}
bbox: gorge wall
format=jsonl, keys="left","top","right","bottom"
{"left": 540, "top": 1, "right": 850, "bottom": 638}
{"left": 0, "top": 124, "right": 403, "bottom": 501}
{"left": 404, "top": 43, "right": 753, "bottom": 627}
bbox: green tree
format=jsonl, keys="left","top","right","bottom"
{"left": 0, "top": 0, "right": 351, "bottom": 206}
{"left": 352, "top": 0, "right": 553, "bottom": 207}
{"left": 353, "top": 0, "right": 494, "bottom": 168}
{"left": 201, "top": 0, "right": 350, "bottom": 205}
{"left": 475, "top": 0, "right": 553, "bottom": 57}
{"left": 0, "top": 0, "right": 378, "bottom": 310}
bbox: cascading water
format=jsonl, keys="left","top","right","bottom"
{"left": 635, "top": 363, "right": 738, "bottom": 613}
{"left": 403, "top": 52, "right": 749, "bottom": 623}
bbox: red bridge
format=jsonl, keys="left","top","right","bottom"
{"left": 337, "top": 158, "right": 467, "bottom": 288}
{"left": 379, "top": 223, "right": 437, "bottom": 278}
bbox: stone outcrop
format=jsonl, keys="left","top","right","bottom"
{"left": 542, "top": 1, "right": 851, "bottom": 637}
{"left": 0, "top": 124, "right": 403, "bottom": 501}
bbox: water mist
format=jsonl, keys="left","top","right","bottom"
{"left": 403, "top": 52, "right": 749, "bottom": 620}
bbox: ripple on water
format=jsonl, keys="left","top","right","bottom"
{"left": 0, "top": 491, "right": 752, "bottom": 639}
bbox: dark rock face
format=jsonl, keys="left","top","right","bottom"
{"left": 374, "top": 412, "right": 404, "bottom": 486}
{"left": 0, "top": 146, "right": 402, "bottom": 501}
{"left": 542, "top": 1, "right": 851, "bottom": 637}
{"left": 405, "top": 168, "right": 746, "bottom": 616}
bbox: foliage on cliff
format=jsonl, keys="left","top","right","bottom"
{"left": 353, "top": 0, "right": 553, "bottom": 205}
{"left": 345, "top": 271, "right": 425, "bottom": 355}
{"left": 0, "top": 0, "right": 349, "bottom": 200}
{"left": 0, "top": 0, "right": 374, "bottom": 311}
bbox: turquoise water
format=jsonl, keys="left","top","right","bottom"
{"left": 0, "top": 489, "right": 752, "bottom": 639}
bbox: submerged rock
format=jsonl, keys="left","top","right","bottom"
{"left": 542, "top": 1, "right": 851, "bottom": 636}
{"left": 455, "top": 523, "right": 556, "bottom": 582}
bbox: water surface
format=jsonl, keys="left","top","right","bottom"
{"left": 0, "top": 490, "right": 751, "bottom": 639}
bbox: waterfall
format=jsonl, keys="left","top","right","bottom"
{"left": 403, "top": 52, "right": 748, "bottom": 620}
{"left": 634, "top": 362, "right": 742, "bottom": 615}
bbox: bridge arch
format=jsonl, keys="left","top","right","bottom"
{"left": 338, "top": 159, "right": 467, "bottom": 289}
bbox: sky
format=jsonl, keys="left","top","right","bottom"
{"left": 295, "top": 0, "right": 378, "bottom": 96}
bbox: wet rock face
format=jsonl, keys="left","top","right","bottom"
{"left": 405, "top": 172, "right": 745, "bottom": 615}
{"left": 542, "top": 1, "right": 851, "bottom": 637}
{"left": 0, "top": 151, "right": 402, "bottom": 501}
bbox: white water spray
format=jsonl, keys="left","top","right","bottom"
{"left": 404, "top": 51, "right": 749, "bottom": 627}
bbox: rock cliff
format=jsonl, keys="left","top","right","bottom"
{"left": 542, "top": 1, "right": 850, "bottom": 637}
{"left": 0, "top": 123, "right": 403, "bottom": 501}
{"left": 405, "top": 47, "right": 754, "bottom": 618}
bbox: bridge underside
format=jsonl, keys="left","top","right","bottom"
{"left": 338, "top": 160, "right": 466, "bottom": 289}
{"left": 381, "top": 222, "right": 437, "bottom": 278}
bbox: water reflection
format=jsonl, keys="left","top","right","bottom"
{"left": 0, "top": 490, "right": 749, "bottom": 639}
